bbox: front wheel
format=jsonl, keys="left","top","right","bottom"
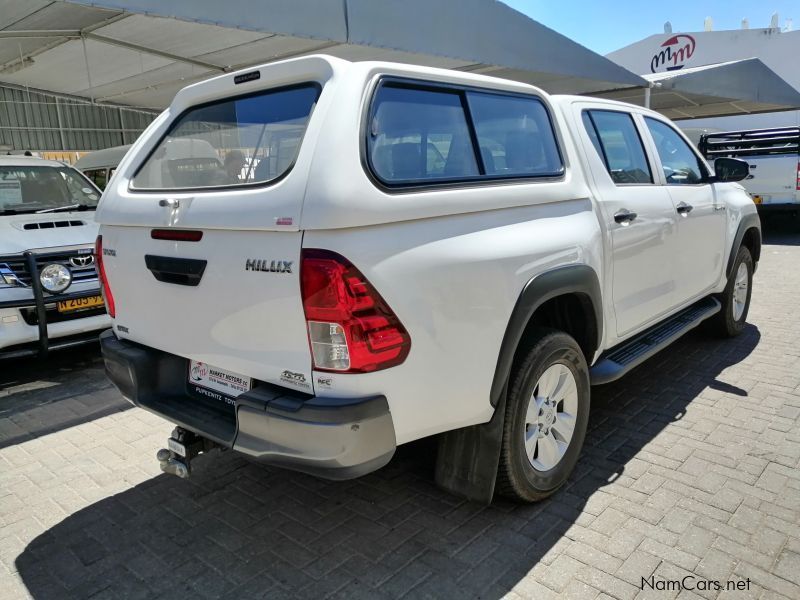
{"left": 708, "top": 246, "right": 753, "bottom": 338}
{"left": 496, "top": 329, "right": 590, "bottom": 502}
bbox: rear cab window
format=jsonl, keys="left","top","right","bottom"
{"left": 131, "top": 84, "right": 320, "bottom": 191}
{"left": 366, "top": 79, "right": 563, "bottom": 187}
{"left": 582, "top": 110, "right": 652, "bottom": 185}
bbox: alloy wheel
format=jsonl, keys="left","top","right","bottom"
{"left": 523, "top": 363, "right": 578, "bottom": 472}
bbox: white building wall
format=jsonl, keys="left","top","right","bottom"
{"left": 607, "top": 28, "right": 800, "bottom": 131}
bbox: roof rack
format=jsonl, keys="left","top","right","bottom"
{"left": 698, "top": 127, "right": 800, "bottom": 158}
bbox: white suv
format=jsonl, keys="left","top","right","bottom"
{"left": 96, "top": 56, "right": 760, "bottom": 502}
{"left": 1, "top": 156, "right": 110, "bottom": 359}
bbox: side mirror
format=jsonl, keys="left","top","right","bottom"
{"left": 713, "top": 157, "right": 749, "bottom": 182}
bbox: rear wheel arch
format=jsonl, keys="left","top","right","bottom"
{"left": 490, "top": 265, "right": 602, "bottom": 408}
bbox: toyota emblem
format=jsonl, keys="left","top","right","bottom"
{"left": 69, "top": 255, "right": 95, "bottom": 268}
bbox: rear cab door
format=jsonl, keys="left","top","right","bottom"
{"left": 568, "top": 100, "right": 680, "bottom": 340}
{"left": 95, "top": 57, "right": 340, "bottom": 396}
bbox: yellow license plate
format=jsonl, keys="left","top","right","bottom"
{"left": 56, "top": 295, "right": 104, "bottom": 313}
{"left": 752, "top": 195, "right": 763, "bottom": 205}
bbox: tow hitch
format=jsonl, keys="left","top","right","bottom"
{"left": 157, "top": 427, "right": 217, "bottom": 479}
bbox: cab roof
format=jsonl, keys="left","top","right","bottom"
{"left": 0, "top": 155, "right": 69, "bottom": 168}
{"left": 74, "top": 145, "right": 132, "bottom": 170}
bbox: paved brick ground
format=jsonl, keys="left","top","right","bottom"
{"left": 2, "top": 225, "right": 799, "bottom": 600}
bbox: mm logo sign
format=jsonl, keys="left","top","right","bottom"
{"left": 650, "top": 34, "right": 696, "bottom": 73}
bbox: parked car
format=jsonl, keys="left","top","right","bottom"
{"left": 699, "top": 127, "right": 800, "bottom": 219}
{"left": 96, "top": 56, "right": 760, "bottom": 502}
{"left": 0, "top": 155, "right": 111, "bottom": 359}
{"left": 74, "top": 144, "right": 131, "bottom": 190}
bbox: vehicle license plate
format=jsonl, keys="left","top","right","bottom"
{"left": 167, "top": 438, "right": 186, "bottom": 457}
{"left": 188, "top": 360, "right": 252, "bottom": 399}
{"left": 56, "top": 295, "right": 104, "bottom": 313}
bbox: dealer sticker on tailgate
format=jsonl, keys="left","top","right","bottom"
{"left": 188, "top": 361, "right": 251, "bottom": 399}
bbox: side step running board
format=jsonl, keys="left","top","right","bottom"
{"left": 590, "top": 296, "right": 721, "bottom": 385}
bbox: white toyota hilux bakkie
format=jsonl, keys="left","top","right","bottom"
{"left": 1, "top": 156, "right": 110, "bottom": 359}
{"left": 96, "top": 56, "right": 760, "bottom": 503}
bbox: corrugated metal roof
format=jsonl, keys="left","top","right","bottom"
{"left": 0, "top": 0, "right": 646, "bottom": 110}
{"left": 594, "top": 58, "right": 800, "bottom": 119}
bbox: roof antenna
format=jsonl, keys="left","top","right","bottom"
{"left": 704, "top": 16, "right": 713, "bottom": 31}
{"left": 741, "top": 18, "right": 749, "bottom": 29}
{"left": 664, "top": 21, "right": 672, "bottom": 34}
{"left": 770, "top": 12, "right": 779, "bottom": 29}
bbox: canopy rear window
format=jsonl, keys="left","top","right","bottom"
{"left": 131, "top": 83, "right": 320, "bottom": 191}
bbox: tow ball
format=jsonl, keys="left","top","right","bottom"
{"left": 157, "top": 427, "right": 215, "bottom": 479}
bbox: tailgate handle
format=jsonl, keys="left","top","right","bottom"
{"left": 144, "top": 255, "right": 207, "bottom": 287}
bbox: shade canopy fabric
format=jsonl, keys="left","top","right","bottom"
{"left": 593, "top": 58, "right": 800, "bottom": 119}
{"left": 0, "top": 0, "right": 646, "bottom": 110}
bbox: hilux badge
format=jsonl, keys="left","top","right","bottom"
{"left": 245, "top": 259, "right": 292, "bottom": 273}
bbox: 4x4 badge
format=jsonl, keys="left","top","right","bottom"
{"left": 245, "top": 259, "right": 292, "bottom": 273}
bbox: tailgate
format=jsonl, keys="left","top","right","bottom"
{"left": 93, "top": 60, "right": 338, "bottom": 395}
{"left": 741, "top": 154, "right": 799, "bottom": 203}
{"left": 102, "top": 225, "right": 313, "bottom": 393}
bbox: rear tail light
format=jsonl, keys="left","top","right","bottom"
{"left": 301, "top": 249, "right": 410, "bottom": 373}
{"left": 796, "top": 161, "right": 800, "bottom": 191}
{"left": 94, "top": 235, "right": 116, "bottom": 318}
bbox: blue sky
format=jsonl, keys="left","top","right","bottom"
{"left": 502, "top": 1, "right": 798, "bottom": 55}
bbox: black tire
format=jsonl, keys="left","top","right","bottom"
{"left": 496, "top": 329, "right": 590, "bottom": 502}
{"left": 707, "top": 246, "right": 753, "bottom": 338}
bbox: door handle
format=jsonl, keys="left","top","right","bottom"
{"left": 714, "top": 205, "right": 727, "bottom": 211}
{"left": 676, "top": 202, "right": 693, "bottom": 216}
{"left": 614, "top": 208, "right": 637, "bottom": 225}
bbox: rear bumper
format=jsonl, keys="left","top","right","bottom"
{"left": 100, "top": 330, "right": 396, "bottom": 479}
{"left": 756, "top": 202, "right": 800, "bottom": 215}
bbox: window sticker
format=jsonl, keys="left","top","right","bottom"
{"left": 0, "top": 179, "right": 22, "bottom": 205}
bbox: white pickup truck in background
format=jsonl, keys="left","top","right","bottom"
{"left": 699, "top": 127, "right": 800, "bottom": 221}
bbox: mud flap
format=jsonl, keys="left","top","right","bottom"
{"left": 435, "top": 390, "right": 507, "bottom": 504}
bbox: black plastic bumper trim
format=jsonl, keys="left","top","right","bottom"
{"left": 0, "top": 331, "right": 101, "bottom": 360}
{"left": 100, "top": 331, "right": 396, "bottom": 478}
{"left": 755, "top": 203, "right": 800, "bottom": 213}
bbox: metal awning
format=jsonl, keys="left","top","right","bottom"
{"left": 593, "top": 58, "right": 800, "bottom": 119}
{"left": 0, "top": 0, "right": 646, "bottom": 110}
